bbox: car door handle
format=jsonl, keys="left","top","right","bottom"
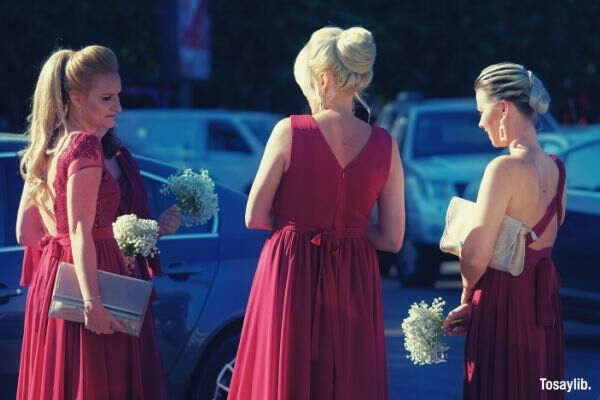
{"left": 0, "top": 283, "right": 24, "bottom": 302}
{"left": 168, "top": 262, "right": 185, "bottom": 269}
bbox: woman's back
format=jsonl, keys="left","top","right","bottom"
{"left": 273, "top": 114, "right": 391, "bottom": 232}
{"left": 502, "top": 149, "right": 565, "bottom": 249}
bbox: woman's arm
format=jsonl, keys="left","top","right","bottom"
{"left": 16, "top": 183, "right": 45, "bottom": 247}
{"left": 460, "top": 156, "right": 515, "bottom": 290}
{"left": 67, "top": 166, "right": 123, "bottom": 334}
{"left": 245, "top": 118, "right": 291, "bottom": 230}
{"left": 366, "top": 137, "right": 405, "bottom": 252}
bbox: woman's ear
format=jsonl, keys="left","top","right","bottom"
{"left": 68, "top": 90, "right": 83, "bottom": 110}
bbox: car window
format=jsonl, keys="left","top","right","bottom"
{"left": 565, "top": 141, "right": 600, "bottom": 191}
{"left": 413, "top": 111, "right": 497, "bottom": 157}
{"left": 208, "top": 121, "right": 251, "bottom": 153}
{"left": 116, "top": 117, "right": 203, "bottom": 161}
{"left": 0, "top": 155, "right": 23, "bottom": 247}
{"left": 142, "top": 174, "right": 214, "bottom": 234}
{"left": 241, "top": 117, "right": 278, "bottom": 144}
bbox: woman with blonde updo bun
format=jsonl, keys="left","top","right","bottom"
{"left": 15, "top": 45, "right": 175, "bottom": 399}
{"left": 228, "top": 26, "right": 404, "bottom": 400}
{"left": 443, "top": 62, "right": 565, "bottom": 400}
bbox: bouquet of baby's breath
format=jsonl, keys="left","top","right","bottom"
{"left": 401, "top": 297, "right": 449, "bottom": 365}
{"left": 160, "top": 168, "right": 219, "bottom": 227}
{"left": 113, "top": 214, "right": 160, "bottom": 262}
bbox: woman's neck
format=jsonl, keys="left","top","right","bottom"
{"left": 507, "top": 115, "right": 541, "bottom": 155}
{"left": 65, "top": 115, "right": 106, "bottom": 138}
{"left": 320, "top": 93, "right": 355, "bottom": 116}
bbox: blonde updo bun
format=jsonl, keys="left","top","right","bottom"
{"left": 336, "top": 27, "right": 376, "bottom": 75}
{"left": 528, "top": 72, "right": 550, "bottom": 114}
{"left": 294, "top": 25, "right": 376, "bottom": 99}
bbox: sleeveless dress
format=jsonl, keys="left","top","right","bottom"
{"left": 17, "top": 133, "right": 166, "bottom": 400}
{"left": 463, "top": 156, "right": 566, "bottom": 400}
{"left": 228, "top": 115, "right": 391, "bottom": 400}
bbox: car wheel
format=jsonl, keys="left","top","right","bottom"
{"left": 190, "top": 329, "right": 241, "bottom": 400}
{"left": 396, "top": 240, "right": 441, "bottom": 287}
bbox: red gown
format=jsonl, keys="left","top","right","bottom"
{"left": 228, "top": 115, "right": 391, "bottom": 400}
{"left": 17, "top": 133, "right": 167, "bottom": 400}
{"left": 464, "top": 156, "right": 566, "bottom": 400}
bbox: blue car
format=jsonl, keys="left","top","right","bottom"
{"left": 551, "top": 130, "right": 600, "bottom": 323}
{"left": 0, "top": 133, "right": 266, "bottom": 399}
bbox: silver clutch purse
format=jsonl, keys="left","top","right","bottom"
{"left": 48, "top": 262, "right": 153, "bottom": 336}
{"left": 439, "top": 196, "right": 536, "bottom": 276}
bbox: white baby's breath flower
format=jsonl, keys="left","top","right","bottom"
{"left": 113, "top": 214, "right": 160, "bottom": 259}
{"left": 160, "top": 168, "right": 219, "bottom": 227}
{"left": 401, "top": 297, "right": 449, "bottom": 365}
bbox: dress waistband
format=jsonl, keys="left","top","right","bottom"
{"left": 40, "top": 226, "right": 115, "bottom": 248}
{"left": 276, "top": 220, "right": 365, "bottom": 244}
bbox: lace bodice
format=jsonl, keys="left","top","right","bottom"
{"left": 53, "top": 132, "right": 121, "bottom": 234}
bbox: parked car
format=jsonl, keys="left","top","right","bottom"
{"left": 113, "top": 109, "right": 282, "bottom": 193}
{"left": 376, "top": 97, "right": 560, "bottom": 286}
{"left": 0, "top": 133, "right": 267, "bottom": 399}
{"left": 550, "top": 130, "right": 600, "bottom": 322}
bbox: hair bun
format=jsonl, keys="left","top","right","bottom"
{"left": 528, "top": 72, "right": 550, "bottom": 114}
{"left": 335, "top": 27, "right": 376, "bottom": 74}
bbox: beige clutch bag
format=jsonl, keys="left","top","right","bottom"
{"left": 48, "top": 262, "right": 153, "bottom": 336}
{"left": 439, "top": 196, "right": 536, "bottom": 276}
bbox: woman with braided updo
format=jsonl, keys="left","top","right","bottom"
{"left": 228, "top": 26, "right": 404, "bottom": 400}
{"left": 443, "top": 62, "right": 565, "bottom": 400}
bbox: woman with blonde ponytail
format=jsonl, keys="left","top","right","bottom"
{"left": 228, "top": 26, "right": 404, "bottom": 400}
{"left": 16, "top": 45, "right": 174, "bottom": 400}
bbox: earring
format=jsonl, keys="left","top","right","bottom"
{"left": 499, "top": 118, "right": 507, "bottom": 142}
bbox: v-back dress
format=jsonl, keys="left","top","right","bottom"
{"left": 17, "top": 133, "right": 164, "bottom": 400}
{"left": 463, "top": 155, "right": 566, "bottom": 400}
{"left": 228, "top": 115, "right": 392, "bottom": 400}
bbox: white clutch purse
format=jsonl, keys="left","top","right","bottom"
{"left": 48, "top": 262, "right": 153, "bottom": 336}
{"left": 439, "top": 196, "right": 536, "bottom": 276}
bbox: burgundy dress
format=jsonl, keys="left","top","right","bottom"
{"left": 228, "top": 115, "right": 391, "bottom": 400}
{"left": 464, "top": 156, "right": 566, "bottom": 400}
{"left": 17, "top": 133, "right": 167, "bottom": 400}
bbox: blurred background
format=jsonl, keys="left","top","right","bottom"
{"left": 1, "top": 0, "right": 599, "bottom": 131}
{"left": 1, "top": 1, "right": 600, "bottom": 399}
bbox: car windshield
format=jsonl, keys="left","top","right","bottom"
{"left": 413, "top": 111, "right": 496, "bottom": 157}
{"left": 242, "top": 117, "right": 279, "bottom": 144}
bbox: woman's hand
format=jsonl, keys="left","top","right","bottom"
{"left": 158, "top": 204, "right": 182, "bottom": 236}
{"left": 442, "top": 303, "right": 472, "bottom": 336}
{"left": 83, "top": 299, "right": 126, "bottom": 335}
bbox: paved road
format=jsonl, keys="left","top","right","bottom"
{"left": 382, "top": 276, "right": 600, "bottom": 400}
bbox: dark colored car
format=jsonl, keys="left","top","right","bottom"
{"left": 0, "top": 133, "right": 266, "bottom": 399}
{"left": 551, "top": 130, "right": 600, "bottom": 322}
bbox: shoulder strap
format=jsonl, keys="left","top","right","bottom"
{"left": 551, "top": 155, "right": 566, "bottom": 226}
{"left": 373, "top": 126, "right": 393, "bottom": 182}
{"left": 288, "top": 115, "right": 314, "bottom": 171}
